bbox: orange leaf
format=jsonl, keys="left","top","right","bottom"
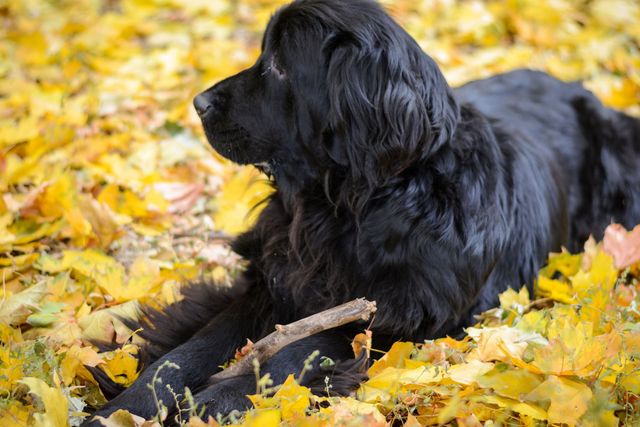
{"left": 602, "top": 223, "right": 640, "bottom": 269}
{"left": 153, "top": 182, "right": 204, "bottom": 214}
{"left": 234, "top": 339, "right": 254, "bottom": 360}
{"left": 351, "top": 329, "right": 372, "bottom": 359}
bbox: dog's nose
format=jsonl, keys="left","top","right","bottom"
{"left": 193, "top": 94, "right": 212, "bottom": 116}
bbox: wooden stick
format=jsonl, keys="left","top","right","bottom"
{"left": 209, "top": 298, "right": 377, "bottom": 384}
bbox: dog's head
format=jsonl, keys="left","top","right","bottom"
{"left": 194, "top": 0, "right": 459, "bottom": 196}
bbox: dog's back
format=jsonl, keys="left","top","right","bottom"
{"left": 456, "top": 69, "right": 640, "bottom": 252}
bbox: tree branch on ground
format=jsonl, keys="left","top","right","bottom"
{"left": 209, "top": 298, "right": 377, "bottom": 384}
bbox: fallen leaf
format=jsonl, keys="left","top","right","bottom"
{"left": 93, "top": 409, "right": 156, "bottom": 427}
{"left": 242, "top": 409, "right": 280, "bottom": 427}
{"left": 525, "top": 376, "right": 593, "bottom": 426}
{"left": 20, "top": 377, "right": 68, "bottom": 427}
{"left": 153, "top": 182, "right": 204, "bottom": 213}
{"left": 272, "top": 375, "right": 311, "bottom": 420}
{"left": 603, "top": 223, "right": 640, "bottom": 269}
{"left": 351, "top": 329, "right": 372, "bottom": 359}
{"left": 0, "top": 282, "right": 48, "bottom": 326}
{"left": 234, "top": 339, "right": 254, "bottom": 360}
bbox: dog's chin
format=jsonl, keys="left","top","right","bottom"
{"left": 207, "top": 138, "right": 248, "bottom": 164}
{"left": 202, "top": 130, "right": 256, "bottom": 164}
{"left": 203, "top": 131, "right": 275, "bottom": 180}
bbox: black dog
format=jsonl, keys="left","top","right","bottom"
{"left": 88, "top": 0, "right": 640, "bottom": 423}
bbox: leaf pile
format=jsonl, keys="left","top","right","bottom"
{"left": 171, "top": 235, "right": 638, "bottom": 427}
{"left": 0, "top": 0, "right": 639, "bottom": 426}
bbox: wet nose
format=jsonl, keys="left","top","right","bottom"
{"left": 193, "top": 94, "right": 212, "bottom": 116}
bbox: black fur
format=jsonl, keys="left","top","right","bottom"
{"left": 85, "top": 0, "right": 640, "bottom": 423}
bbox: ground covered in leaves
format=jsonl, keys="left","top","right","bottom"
{"left": 1, "top": 0, "right": 639, "bottom": 425}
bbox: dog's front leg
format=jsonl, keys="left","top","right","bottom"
{"left": 83, "top": 289, "right": 273, "bottom": 425}
{"left": 186, "top": 328, "right": 367, "bottom": 421}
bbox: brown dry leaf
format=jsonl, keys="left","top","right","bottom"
{"left": 603, "top": 223, "right": 640, "bottom": 269}
{"left": 153, "top": 182, "right": 205, "bottom": 214}
{"left": 234, "top": 338, "right": 255, "bottom": 361}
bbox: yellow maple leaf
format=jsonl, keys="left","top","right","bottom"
{"left": 536, "top": 275, "right": 575, "bottom": 304}
{"left": 77, "top": 195, "right": 122, "bottom": 248}
{"left": 0, "top": 401, "right": 31, "bottom": 427}
{"left": 358, "top": 365, "right": 443, "bottom": 403}
{"left": 587, "top": 75, "right": 640, "bottom": 109}
{"left": 120, "top": 256, "right": 163, "bottom": 301}
{"left": 477, "top": 366, "right": 543, "bottom": 400}
{"left": 99, "top": 344, "right": 140, "bottom": 387}
{"left": 47, "top": 250, "right": 127, "bottom": 300}
{"left": 60, "top": 344, "right": 104, "bottom": 386}
{"left": 525, "top": 376, "right": 593, "bottom": 426}
{"left": 0, "top": 116, "right": 39, "bottom": 147}
{"left": 514, "top": 310, "right": 549, "bottom": 335}
{"left": 0, "top": 219, "right": 62, "bottom": 252}
{"left": 446, "top": 360, "right": 494, "bottom": 385}
{"left": 498, "top": 286, "right": 530, "bottom": 312}
{"left": 322, "top": 397, "right": 387, "bottom": 426}
{"left": 272, "top": 375, "right": 311, "bottom": 420}
{"left": 466, "top": 326, "right": 537, "bottom": 363}
{"left": 570, "top": 250, "right": 617, "bottom": 300}
{"left": 38, "top": 172, "right": 93, "bottom": 240}
{"left": 367, "top": 341, "right": 414, "bottom": 377}
{"left": 473, "top": 395, "right": 547, "bottom": 422}
{"left": 242, "top": 408, "right": 281, "bottom": 427}
{"left": 79, "top": 300, "right": 140, "bottom": 345}
{"left": 540, "top": 250, "right": 582, "bottom": 279}
{"left": 20, "top": 377, "right": 68, "bottom": 427}
{"left": 92, "top": 409, "right": 148, "bottom": 427}
{"left": 0, "top": 281, "right": 48, "bottom": 326}
{"left": 0, "top": 322, "right": 23, "bottom": 344}
{"left": 211, "top": 167, "right": 273, "bottom": 235}
{"left": 0, "top": 347, "right": 24, "bottom": 394}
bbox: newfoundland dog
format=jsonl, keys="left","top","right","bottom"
{"left": 88, "top": 0, "right": 640, "bottom": 423}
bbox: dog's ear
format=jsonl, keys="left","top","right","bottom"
{"left": 322, "top": 30, "right": 459, "bottom": 185}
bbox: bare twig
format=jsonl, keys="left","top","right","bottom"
{"left": 209, "top": 298, "right": 377, "bottom": 384}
